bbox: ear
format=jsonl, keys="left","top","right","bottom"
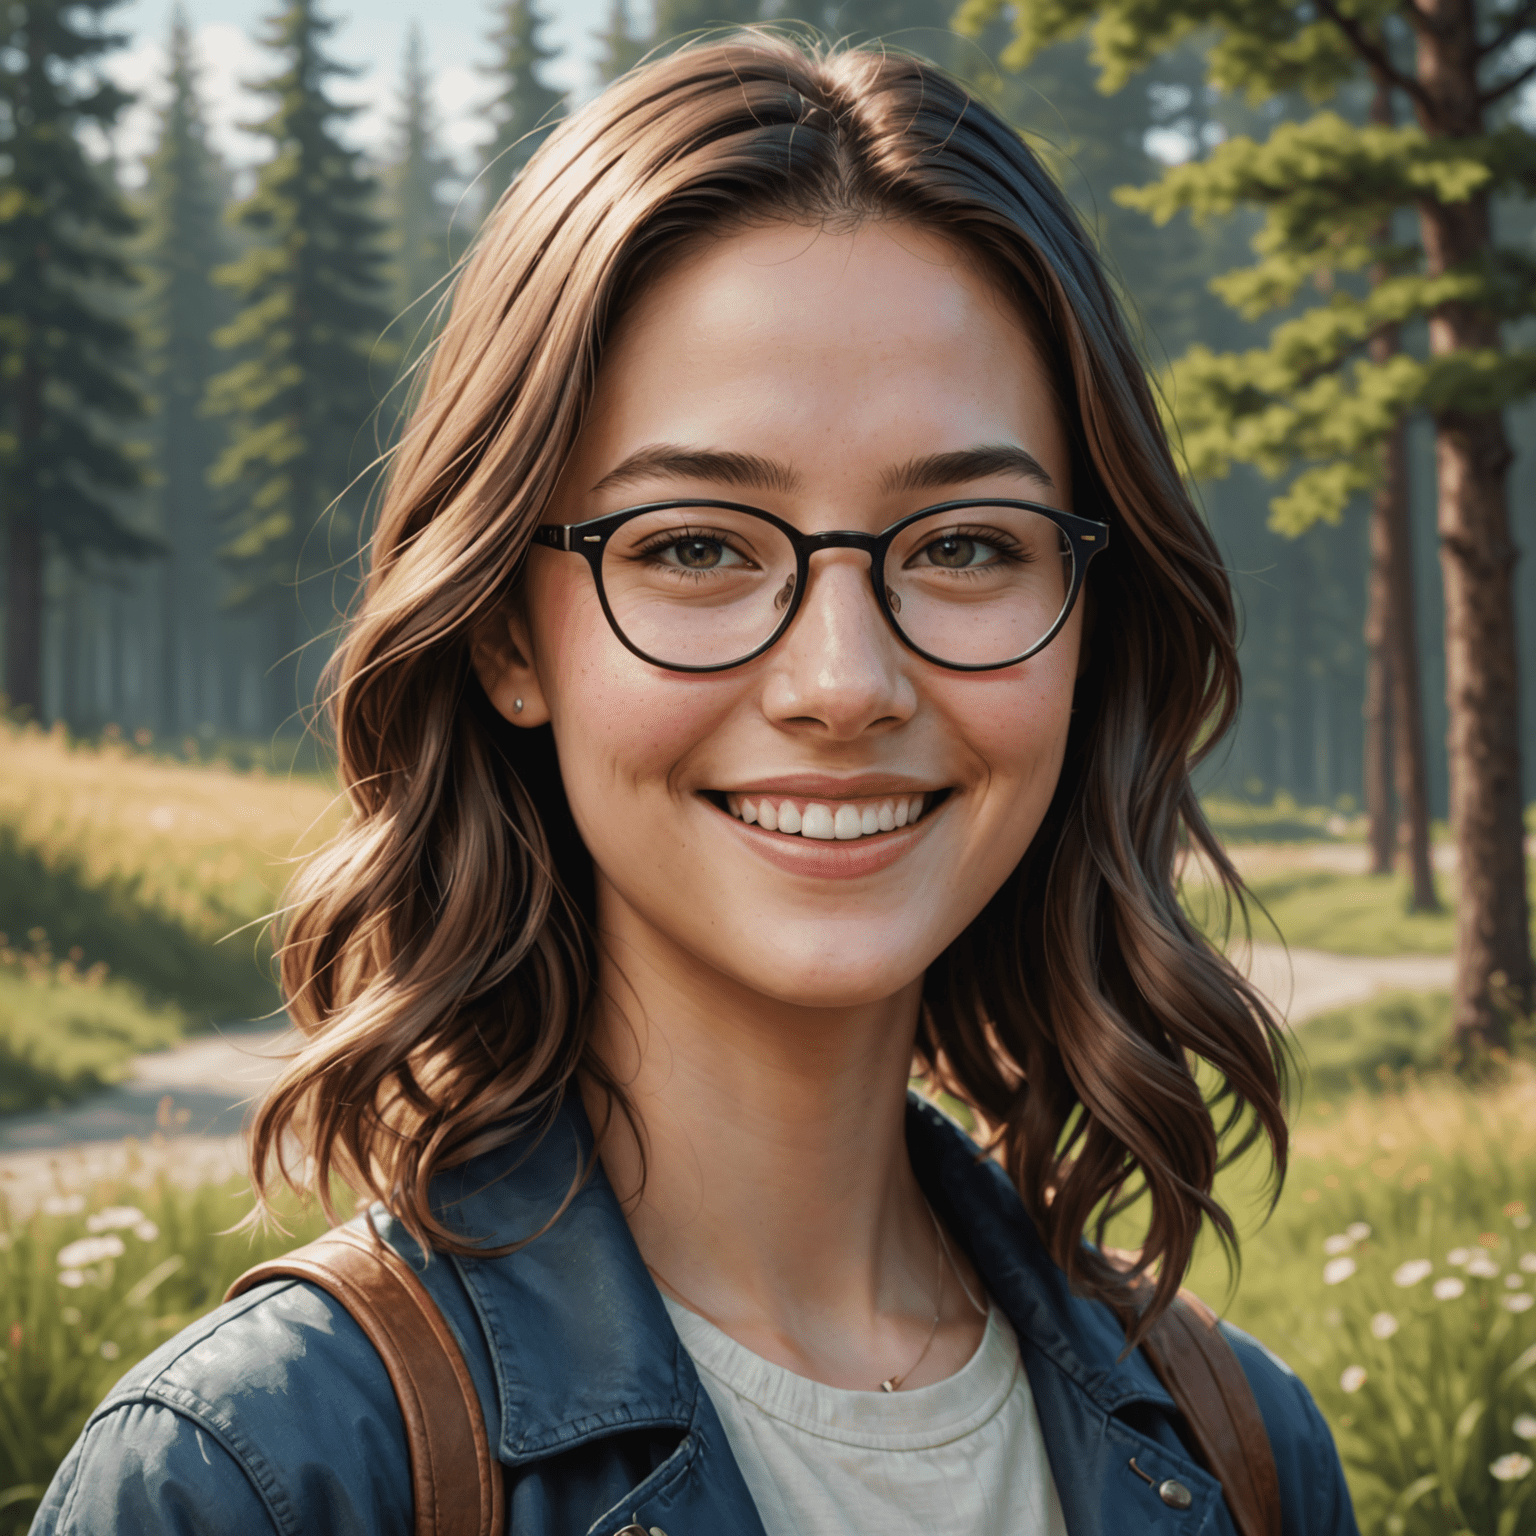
{"left": 470, "top": 600, "right": 551, "bottom": 727}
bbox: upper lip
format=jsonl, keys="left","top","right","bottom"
{"left": 708, "top": 773, "right": 942, "bottom": 799}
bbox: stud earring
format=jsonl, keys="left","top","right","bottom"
{"left": 513, "top": 698, "right": 524, "bottom": 714}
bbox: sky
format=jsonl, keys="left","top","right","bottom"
{"left": 102, "top": 0, "right": 620, "bottom": 176}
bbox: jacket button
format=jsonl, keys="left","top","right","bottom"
{"left": 1158, "top": 1479, "right": 1193, "bottom": 1509}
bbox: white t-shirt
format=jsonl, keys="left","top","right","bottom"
{"left": 662, "top": 1296, "right": 1070, "bottom": 1536}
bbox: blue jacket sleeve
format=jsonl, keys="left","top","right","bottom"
{"left": 27, "top": 1280, "right": 416, "bottom": 1536}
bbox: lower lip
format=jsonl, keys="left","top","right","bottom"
{"left": 709, "top": 798, "right": 940, "bottom": 878}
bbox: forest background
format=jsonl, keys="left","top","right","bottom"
{"left": 7, "top": 0, "right": 1536, "bottom": 836}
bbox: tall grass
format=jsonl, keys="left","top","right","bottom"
{"left": 1180, "top": 1069, "right": 1536, "bottom": 1535}
{"left": 0, "top": 1168, "right": 334, "bottom": 1533}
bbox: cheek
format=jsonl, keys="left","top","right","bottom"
{"left": 528, "top": 561, "right": 731, "bottom": 804}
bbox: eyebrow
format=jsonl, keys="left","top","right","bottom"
{"left": 590, "top": 445, "right": 803, "bottom": 496}
{"left": 588, "top": 440, "right": 1054, "bottom": 499}
{"left": 880, "top": 445, "right": 1054, "bottom": 495}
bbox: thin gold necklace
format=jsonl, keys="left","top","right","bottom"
{"left": 646, "top": 1197, "right": 952, "bottom": 1393}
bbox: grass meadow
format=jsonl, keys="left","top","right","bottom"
{"left": 0, "top": 722, "right": 342, "bottom": 1108}
{"left": 1, "top": 744, "right": 1533, "bottom": 1531}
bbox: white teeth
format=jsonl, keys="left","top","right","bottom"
{"left": 800, "top": 803, "right": 834, "bottom": 839}
{"left": 725, "top": 791, "right": 936, "bottom": 840}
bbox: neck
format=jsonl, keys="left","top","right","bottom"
{"left": 582, "top": 877, "right": 986, "bottom": 1391}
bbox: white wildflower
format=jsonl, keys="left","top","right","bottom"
{"left": 1323, "top": 1257, "right": 1357, "bottom": 1286}
{"left": 1369, "top": 1312, "right": 1399, "bottom": 1340}
{"left": 1520, "top": 1254, "right": 1536, "bottom": 1274}
{"left": 1506, "top": 1275, "right": 1525, "bottom": 1289}
{"left": 1393, "top": 1259, "right": 1433, "bottom": 1288}
{"left": 1490, "top": 1454, "right": 1533, "bottom": 1482}
{"left": 99, "top": 1341, "right": 120, "bottom": 1361}
{"left": 1466, "top": 1254, "right": 1500, "bottom": 1279}
{"left": 1516, "top": 1215, "right": 1533, "bottom": 1230}
{"left": 1339, "top": 1365, "right": 1367, "bottom": 1394}
{"left": 133, "top": 1221, "right": 160, "bottom": 1242}
{"left": 86, "top": 1206, "right": 144, "bottom": 1234}
{"left": 1323, "top": 1233, "right": 1353, "bottom": 1256}
{"left": 41, "top": 1194, "right": 85, "bottom": 1217}
{"left": 1514, "top": 1415, "right": 1536, "bottom": 1441}
{"left": 1447, "top": 1247, "right": 1471, "bottom": 1267}
{"left": 1504, "top": 1294, "right": 1534, "bottom": 1314}
{"left": 57, "top": 1269, "right": 85, "bottom": 1288}
{"left": 56, "top": 1235, "right": 124, "bottom": 1269}
{"left": 1433, "top": 1277, "right": 1466, "bottom": 1301}
{"left": 1346, "top": 1222, "right": 1371, "bottom": 1243}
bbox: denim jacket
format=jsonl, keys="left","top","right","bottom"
{"left": 32, "top": 1097, "right": 1358, "bottom": 1536}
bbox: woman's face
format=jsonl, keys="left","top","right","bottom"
{"left": 490, "top": 221, "right": 1081, "bottom": 1009}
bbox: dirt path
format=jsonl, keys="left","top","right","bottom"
{"left": 0, "top": 942, "right": 1456, "bottom": 1214}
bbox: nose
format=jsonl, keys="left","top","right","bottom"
{"left": 759, "top": 549, "right": 917, "bottom": 738}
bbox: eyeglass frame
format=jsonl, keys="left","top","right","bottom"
{"left": 531, "top": 497, "right": 1110, "bottom": 674}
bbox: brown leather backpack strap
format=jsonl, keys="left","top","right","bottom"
{"left": 226, "top": 1225, "right": 504, "bottom": 1536}
{"left": 1139, "top": 1289, "right": 1282, "bottom": 1536}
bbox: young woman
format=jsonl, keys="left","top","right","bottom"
{"left": 34, "top": 35, "right": 1357, "bottom": 1536}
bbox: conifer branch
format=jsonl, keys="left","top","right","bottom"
{"left": 1479, "top": 53, "right": 1536, "bottom": 105}
{"left": 1476, "top": 0, "right": 1536, "bottom": 59}
{"left": 1310, "top": 0, "right": 1435, "bottom": 118}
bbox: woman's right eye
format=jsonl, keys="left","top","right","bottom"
{"left": 648, "top": 535, "right": 748, "bottom": 570}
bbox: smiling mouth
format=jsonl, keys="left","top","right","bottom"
{"left": 710, "top": 789, "right": 947, "bottom": 841}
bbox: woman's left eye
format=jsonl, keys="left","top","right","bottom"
{"left": 916, "top": 533, "right": 1006, "bottom": 569}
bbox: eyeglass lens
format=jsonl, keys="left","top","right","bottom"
{"left": 599, "top": 504, "right": 1074, "bottom": 669}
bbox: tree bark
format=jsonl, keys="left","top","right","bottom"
{"left": 1363, "top": 490, "right": 1395, "bottom": 875}
{"left": 1408, "top": 6, "right": 1532, "bottom": 1048}
{"left": 1379, "top": 410, "right": 1439, "bottom": 912}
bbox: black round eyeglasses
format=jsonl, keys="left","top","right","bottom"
{"left": 532, "top": 498, "right": 1109, "bottom": 673}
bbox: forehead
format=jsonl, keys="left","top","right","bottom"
{"left": 569, "top": 221, "right": 1067, "bottom": 498}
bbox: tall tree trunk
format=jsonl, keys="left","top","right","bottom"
{"left": 1411, "top": 10, "right": 1531, "bottom": 1048}
{"left": 4, "top": 516, "right": 44, "bottom": 717}
{"left": 1379, "top": 410, "right": 1439, "bottom": 912}
{"left": 1363, "top": 498, "right": 1395, "bottom": 874}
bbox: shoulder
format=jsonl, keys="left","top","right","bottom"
{"left": 32, "top": 1277, "right": 413, "bottom": 1536}
{"left": 1218, "top": 1320, "right": 1359, "bottom": 1536}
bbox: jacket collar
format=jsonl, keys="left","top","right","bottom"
{"left": 427, "top": 1092, "right": 1176, "bottom": 1466}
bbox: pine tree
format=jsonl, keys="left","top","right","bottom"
{"left": 479, "top": 0, "right": 564, "bottom": 214}
{"left": 0, "top": 0, "right": 151, "bottom": 717}
{"left": 140, "top": 7, "right": 232, "bottom": 738}
{"left": 594, "top": 0, "right": 646, "bottom": 84}
{"left": 204, "top": 0, "right": 391, "bottom": 731}
{"left": 387, "top": 23, "right": 458, "bottom": 324}
{"left": 957, "top": 0, "right": 1536, "bottom": 1050}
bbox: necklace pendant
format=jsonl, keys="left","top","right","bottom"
{"left": 880, "top": 1377, "right": 897, "bottom": 1393}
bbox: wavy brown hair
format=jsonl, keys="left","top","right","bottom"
{"left": 251, "top": 32, "right": 1287, "bottom": 1330}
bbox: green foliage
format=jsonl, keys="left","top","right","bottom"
{"left": 0, "top": 1172, "right": 335, "bottom": 1531}
{"left": 0, "top": 0, "right": 154, "bottom": 604}
{"left": 1200, "top": 792, "right": 1358, "bottom": 843}
{"left": 478, "top": 0, "right": 565, "bottom": 211}
{"left": 204, "top": 0, "right": 391, "bottom": 611}
{"left": 137, "top": 7, "right": 236, "bottom": 740}
{"left": 0, "top": 931, "right": 184, "bottom": 1113}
